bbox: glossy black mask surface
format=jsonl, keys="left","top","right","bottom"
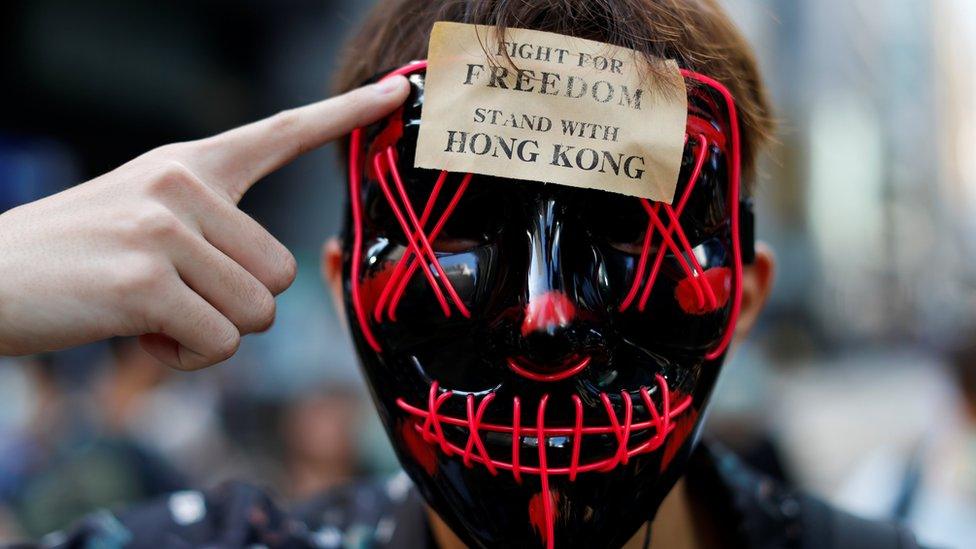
{"left": 341, "top": 68, "right": 743, "bottom": 549}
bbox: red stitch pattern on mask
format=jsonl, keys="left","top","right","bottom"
{"left": 373, "top": 168, "right": 450, "bottom": 323}
{"left": 620, "top": 134, "right": 709, "bottom": 312}
{"left": 350, "top": 64, "right": 743, "bottom": 362}
{"left": 569, "top": 395, "right": 583, "bottom": 481}
{"left": 348, "top": 62, "right": 429, "bottom": 352}
{"left": 348, "top": 126, "right": 381, "bottom": 352}
{"left": 463, "top": 393, "right": 498, "bottom": 475}
{"left": 383, "top": 147, "right": 471, "bottom": 317}
{"left": 421, "top": 381, "right": 454, "bottom": 456}
{"left": 681, "top": 69, "right": 743, "bottom": 361}
{"left": 395, "top": 374, "right": 692, "bottom": 476}
{"left": 598, "top": 392, "right": 634, "bottom": 471}
{"left": 512, "top": 396, "right": 522, "bottom": 484}
{"left": 536, "top": 394, "right": 554, "bottom": 549}
{"left": 636, "top": 195, "right": 715, "bottom": 311}
{"left": 644, "top": 196, "right": 719, "bottom": 311}
{"left": 617, "top": 69, "right": 745, "bottom": 361}
{"left": 385, "top": 172, "right": 473, "bottom": 321}
{"left": 373, "top": 152, "right": 454, "bottom": 317}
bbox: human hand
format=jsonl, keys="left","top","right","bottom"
{"left": 0, "top": 76, "right": 409, "bottom": 369}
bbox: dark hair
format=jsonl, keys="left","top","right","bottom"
{"left": 334, "top": 0, "right": 774, "bottom": 181}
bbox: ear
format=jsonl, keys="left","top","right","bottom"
{"left": 322, "top": 237, "right": 345, "bottom": 317}
{"left": 734, "top": 242, "right": 775, "bottom": 342}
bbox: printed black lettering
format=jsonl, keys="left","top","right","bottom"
{"left": 565, "top": 76, "right": 586, "bottom": 99}
{"left": 623, "top": 155, "right": 645, "bottom": 179}
{"left": 540, "top": 72, "right": 561, "bottom": 95}
{"left": 592, "top": 81, "right": 614, "bottom": 103}
{"left": 492, "top": 136, "right": 516, "bottom": 159}
{"left": 469, "top": 133, "right": 492, "bottom": 155}
{"left": 517, "top": 140, "right": 540, "bottom": 163}
{"left": 444, "top": 130, "right": 467, "bottom": 153}
{"left": 550, "top": 144, "right": 575, "bottom": 167}
{"left": 576, "top": 148, "right": 599, "bottom": 171}
{"left": 618, "top": 86, "right": 643, "bottom": 110}
{"left": 514, "top": 69, "right": 536, "bottom": 92}
{"left": 599, "top": 151, "right": 622, "bottom": 175}
{"left": 560, "top": 119, "right": 583, "bottom": 137}
{"left": 464, "top": 64, "right": 485, "bottom": 85}
{"left": 488, "top": 66, "right": 510, "bottom": 89}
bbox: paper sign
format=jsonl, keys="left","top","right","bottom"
{"left": 415, "top": 22, "right": 688, "bottom": 203}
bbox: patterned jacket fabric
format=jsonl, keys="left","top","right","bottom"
{"left": 13, "top": 443, "right": 921, "bottom": 549}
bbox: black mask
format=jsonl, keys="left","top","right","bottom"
{"left": 341, "top": 61, "right": 752, "bottom": 549}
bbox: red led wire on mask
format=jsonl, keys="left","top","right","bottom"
{"left": 347, "top": 61, "right": 745, "bottom": 360}
{"left": 347, "top": 60, "right": 745, "bottom": 549}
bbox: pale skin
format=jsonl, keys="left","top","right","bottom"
{"left": 0, "top": 75, "right": 411, "bottom": 370}
{"left": 323, "top": 240, "right": 774, "bottom": 549}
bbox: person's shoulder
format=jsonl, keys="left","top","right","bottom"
{"left": 291, "top": 470, "right": 430, "bottom": 548}
{"left": 21, "top": 481, "right": 305, "bottom": 548}
{"left": 14, "top": 473, "right": 427, "bottom": 549}
{"left": 698, "top": 442, "right": 927, "bottom": 549}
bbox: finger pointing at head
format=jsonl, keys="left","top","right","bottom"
{"left": 190, "top": 75, "right": 410, "bottom": 203}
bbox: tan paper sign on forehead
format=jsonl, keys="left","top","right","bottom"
{"left": 415, "top": 22, "right": 688, "bottom": 203}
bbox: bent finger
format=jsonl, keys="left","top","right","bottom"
{"left": 143, "top": 281, "right": 241, "bottom": 370}
{"left": 171, "top": 230, "right": 278, "bottom": 335}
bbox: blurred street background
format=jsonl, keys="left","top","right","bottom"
{"left": 1, "top": 0, "right": 975, "bottom": 547}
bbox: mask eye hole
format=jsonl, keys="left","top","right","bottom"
{"left": 430, "top": 176, "right": 511, "bottom": 252}
{"left": 363, "top": 173, "right": 510, "bottom": 253}
{"left": 586, "top": 193, "right": 650, "bottom": 254}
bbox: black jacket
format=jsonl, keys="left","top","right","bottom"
{"left": 11, "top": 443, "right": 923, "bottom": 549}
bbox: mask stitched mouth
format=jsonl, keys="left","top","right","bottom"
{"left": 396, "top": 373, "right": 692, "bottom": 478}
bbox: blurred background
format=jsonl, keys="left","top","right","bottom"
{"left": 0, "top": 0, "right": 974, "bottom": 546}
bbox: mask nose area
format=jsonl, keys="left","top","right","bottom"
{"left": 521, "top": 291, "right": 576, "bottom": 337}
{"left": 514, "top": 290, "right": 585, "bottom": 379}
{"left": 507, "top": 198, "right": 592, "bottom": 382}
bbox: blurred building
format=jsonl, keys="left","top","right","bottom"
{"left": 1, "top": 0, "right": 975, "bottom": 545}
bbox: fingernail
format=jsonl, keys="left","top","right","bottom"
{"left": 374, "top": 75, "right": 407, "bottom": 94}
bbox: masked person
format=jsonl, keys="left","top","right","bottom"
{"left": 7, "top": 1, "right": 926, "bottom": 548}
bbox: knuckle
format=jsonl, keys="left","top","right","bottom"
{"left": 145, "top": 159, "right": 204, "bottom": 199}
{"left": 114, "top": 254, "right": 170, "bottom": 299}
{"left": 125, "top": 205, "right": 184, "bottom": 243}
{"left": 211, "top": 329, "right": 241, "bottom": 362}
{"left": 272, "top": 250, "right": 298, "bottom": 294}
{"left": 249, "top": 291, "right": 277, "bottom": 332}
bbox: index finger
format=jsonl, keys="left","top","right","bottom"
{"left": 192, "top": 75, "right": 410, "bottom": 203}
